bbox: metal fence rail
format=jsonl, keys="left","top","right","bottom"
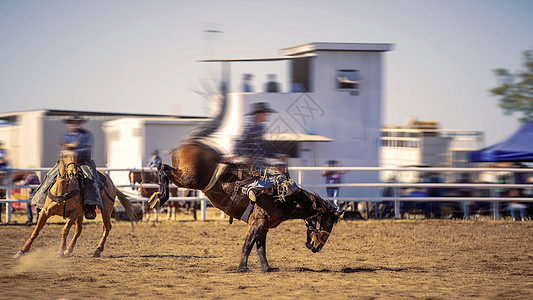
{"left": 2, "top": 166, "right": 533, "bottom": 222}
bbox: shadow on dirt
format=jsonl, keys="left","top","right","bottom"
{"left": 106, "top": 254, "right": 217, "bottom": 259}
{"left": 341, "top": 267, "right": 406, "bottom": 273}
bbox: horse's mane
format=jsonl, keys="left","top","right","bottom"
{"left": 294, "top": 189, "right": 338, "bottom": 213}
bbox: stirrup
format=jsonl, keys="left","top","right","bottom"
{"left": 84, "top": 205, "right": 97, "bottom": 220}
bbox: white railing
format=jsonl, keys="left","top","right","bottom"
{"left": 2, "top": 166, "right": 532, "bottom": 222}
{"left": 290, "top": 166, "right": 533, "bottom": 220}
{"left": 0, "top": 167, "right": 210, "bottom": 223}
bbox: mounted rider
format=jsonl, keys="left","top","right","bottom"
{"left": 233, "top": 102, "right": 299, "bottom": 202}
{"left": 30, "top": 115, "right": 102, "bottom": 220}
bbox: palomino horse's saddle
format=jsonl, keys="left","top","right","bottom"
{"left": 47, "top": 170, "right": 108, "bottom": 204}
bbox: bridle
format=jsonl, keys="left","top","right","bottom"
{"left": 47, "top": 160, "right": 80, "bottom": 218}
{"left": 304, "top": 213, "right": 331, "bottom": 246}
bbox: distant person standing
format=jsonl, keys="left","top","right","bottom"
{"left": 24, "top": 172, "right": 41, "bottom": 225}
{"left": 322, "top": 160, "right": 345, "bottom": 198}
{"left": 0, "top": 141, "right": 9, "bottom": 187}
{"left": 241, "top": 73, "right": 254, "bottom": 92}
{"left": 507, "top": 188, "right": 527, "bottom": 221}
{"left": 264, "top": 74, "right": 280, "bottom": 93}
{"left": 0, "top": 141, "right": 7, "bottom": 170}
{"left": 147, "top": 150, "right": 162, "bottom": 168}
{"left": 0, "top": 141, "right": 7, "bottom": 223}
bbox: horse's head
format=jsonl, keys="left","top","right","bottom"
{"left": 304, "top": 194, "right": 344, "bottom": 253}
{"left": 59, "top": 149, "right": 78, "bottom": 178}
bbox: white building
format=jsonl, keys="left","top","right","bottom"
{"left": 0, "top": 109, "right": 204, "bottom": 170}
{"left": 103, "top": 117, "right": 207, "bottom": 186}
{"left": 203, "top": 42, "right": 393, "bottom": 197}
{"left": 380, "top": 118, "right": 484, "bottom": 182}
{"left": 1, "top": 42, "right": 394, "bottom": 198}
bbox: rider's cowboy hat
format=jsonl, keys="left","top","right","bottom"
{"left": 63, "top": 115, "right": 88, "bottom": 124}
{"left": 245, "top": 102, "right": 278, "bottom": 115}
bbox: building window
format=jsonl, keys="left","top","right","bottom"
{"left": 336, "top": 70, "right": 361, "bottom": 91}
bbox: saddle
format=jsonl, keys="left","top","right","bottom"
{"left": 222, "top": 160, "right": 296, "bottom": 202}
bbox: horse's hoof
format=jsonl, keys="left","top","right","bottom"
{"left": 13, "top": 250, "right": 25, "bottom": 259}
{"left": 63, "top": 250, "right": 71, "bottom": 257}
{"left": 56, "top": 252, "right": 65, "bottom": 258}
{"left": 93, "top": 249, "right": 102, "bottom": 257}
{"left": 237, "top": 267, "right": 251, "bottom": 273}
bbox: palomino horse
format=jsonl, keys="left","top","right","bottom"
{"left": 14, "top": 150, "right": 137, "bottom": 258}
{"left": 129, "top": 170, "right": 190, "bottom": 221}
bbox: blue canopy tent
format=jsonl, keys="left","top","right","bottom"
{"left": 470, "top": 121, "right": 533, "bottom": 162}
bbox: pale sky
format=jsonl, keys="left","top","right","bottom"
{"left": 1, "top": 0, "right": 532, "bottom": 145}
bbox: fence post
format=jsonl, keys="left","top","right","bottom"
{"left": 199, "top": 192, "right": 207, "bottom": 221}
{"left": 6, "top": 185, "right": 12, "bottom": 222}
{"left": 491, "top": 188, "right": 499, "bottom": 221}
{"left": 394, "top": 186, "right": 400, "bottom": 219}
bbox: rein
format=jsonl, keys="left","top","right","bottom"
{"left": 140, "top": 180, "right": 172, "bottom": 190}
{"left": 47, "top": 188, "right": 80, "bottom": 203}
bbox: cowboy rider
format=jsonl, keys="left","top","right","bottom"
{"left": 30, "top": 115, "right": 102, "bottom": 220}
{"left": 233, "top": 102, "right": 299, "bottom": 202}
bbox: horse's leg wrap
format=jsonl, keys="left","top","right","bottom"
{"left": 97, "top": 236, "right": 106, "bottom": 251}
{"left": 57, "top": 239, "right": 67, "bottom": 256}
{"left": 67, "top": 239, "right": 77, "bottom": 252}
{"left": 21, "top": 238, "right": 34, "bottom": 253}
{"left": 158, "top": 164, "right": 170, "bottom": 207}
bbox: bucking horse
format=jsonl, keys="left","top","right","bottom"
{"left": 148, "top": 91, "right": 343, "bottom": 272}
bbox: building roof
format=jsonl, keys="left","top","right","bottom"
{"left": 281, "top": 42, "right": 394, "bottom": 56}
{"left": 0, "top": 108, "right": 205, "bottom": 122}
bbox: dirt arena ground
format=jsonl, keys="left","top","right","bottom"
{"left": 1, "top": 208, "right": 533, "bottom": 299}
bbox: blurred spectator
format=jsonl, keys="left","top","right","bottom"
{"left": 0, "top": 141, "right": 7, "bottom": 223}
{"left": 495, "top": 174, "right": 509, "bottom": 197}
{"left": 24, "top": 172, "right": 41, "bottom": 225}
{"left": 408, "top": 188, "right": 428, "bottom": 197}
{"left": 507, "top": 188, "right": 527, "bottom": 221}
{"left": 322, "top": 160, "right": 345, "bottom": 198}
{"left": 381, "top": 176, "right": 397, "bottom": 218}
{"left": 241, "top": 73, "right": 254, "bottom": 92}
{"left": 291, "top": 82, "right": 305, "bottom": 92}
{"left": 425, "top": 172, "right": 444, "bottom": 218}
{"left": 264, "top": 74, "right": 280, "bottom": 93}
{"left": 512, "top": 162, "right": 527, "bottom": 196}
{"left": 147, "top": 150, "right": 162, "bottom": 168}
{"left": 0, "top": 141, "right": 7, "bottom": 170}
{"left": 405, "top": 188, "right": 428, "bottom": 218}
{"left": 455, "top": 173, "right": 473, "bottom": 220}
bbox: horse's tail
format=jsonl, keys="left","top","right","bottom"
{"left": 187, "top": 82, "right": 228, "bottom": 138}
{"left": 115, "top": 188, "right": 138, "bottom": 224}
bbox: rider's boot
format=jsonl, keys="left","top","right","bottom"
{"left": 242, "top": 187, "right": 260, "bottom": 202}
{"left": 242, "top": 186, "right": 274, "bottom": 202}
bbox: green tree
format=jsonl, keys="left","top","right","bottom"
{"left": 490, "top": 49, "right": 533, "bottom": 122}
